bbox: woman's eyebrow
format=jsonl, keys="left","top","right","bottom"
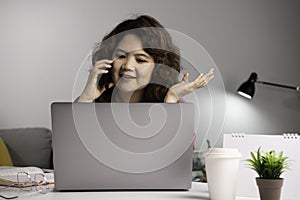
{"left": 114, "top": 48, "right": 126, "bottom": 54}
{"left": 114, "top": 48, "right": 151, "bottom": 58}
{"left": 134, "top": 53, "right": 151, "bottom": 59}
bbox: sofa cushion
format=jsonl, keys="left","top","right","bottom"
{"left": 0, "top": 136, "right": 13, "bottom": 166}
{"left": 0, "top": 128, "right": 53, "bottom": 169}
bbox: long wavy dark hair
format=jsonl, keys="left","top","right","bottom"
{"left": 93, "top": 15, "right": 182, "bottom": 102}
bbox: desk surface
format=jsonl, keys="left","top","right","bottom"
{"left": 8, "top": 182, "right": 258, "bottom": 200}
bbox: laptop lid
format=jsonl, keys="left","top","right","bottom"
{"left": 51, "top": 102, "right": 195, "bottom": 191}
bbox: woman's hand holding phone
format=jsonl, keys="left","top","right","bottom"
{"left": 78, "top": 59, "right": 114, "bottom": 102}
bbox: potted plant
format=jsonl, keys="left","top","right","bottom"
{"left": 246, "top": 147, "right": 289, "bottom": 200}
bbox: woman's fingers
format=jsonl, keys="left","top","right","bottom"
{"left": 166, "top": 68, "right": 214, "bottom": 102}
{"left": 182, "top": 73, "right": 189, "bottom": 82}
{"left": 89, "top": 59, "right": 113, "bottom": 80}
{"left": 191, "top": 68, "right": 214, "bottom": 89}
{"left": 94, "top": 59, "right": 113, "bottom": 70}
{"left": 94, "top": 59, "right": 113, "bottom": 66}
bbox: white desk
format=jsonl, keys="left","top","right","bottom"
{"left": 10, "top": 182, "right": 258, "bottom": 200}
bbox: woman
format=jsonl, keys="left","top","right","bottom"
{"left": 78, "top": 15, "right": 214, "bottom": 103}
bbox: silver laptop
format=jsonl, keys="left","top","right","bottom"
{"left": 51, "top": 102, "right": 195, "bottom": 191}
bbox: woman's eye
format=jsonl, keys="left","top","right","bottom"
{"left": 117, "top": 55, "right": 126, "bottom": 59}
{"left": 136, "top": 58, "right": 147, "bottom": 63}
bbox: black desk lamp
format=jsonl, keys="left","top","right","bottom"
{"left": 237, "top": 72, "right": 300, "bottom": 99}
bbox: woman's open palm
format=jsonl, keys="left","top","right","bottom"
{"left": 166, "top": 68, "right": 214, "bottom": 102}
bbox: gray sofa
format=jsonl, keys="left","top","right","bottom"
{"left": 0, "top": 127, "right": 53, "bottom": 169}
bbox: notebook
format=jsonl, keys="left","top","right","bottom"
{"left": 51, "top": 102, "right": 195, "bottom": 191}
{"left": 223, "top": 133, "right": 299, "bottom": 199}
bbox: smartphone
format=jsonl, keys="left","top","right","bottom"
{"left": 97, "top": 62, "right": 113, "bottom": 90}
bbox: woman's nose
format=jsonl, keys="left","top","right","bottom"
{"left": 121, "top": 56, "right": 135, "bottom": 70}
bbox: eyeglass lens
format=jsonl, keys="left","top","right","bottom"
{"left": 17, "top": 172, "right": 32, "bottom": 191}
{"left": 34, "top": 174, "right": 49, "bottom": 194}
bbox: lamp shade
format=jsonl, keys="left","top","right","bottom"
{"left": 237, "top": 73, "right": 257, "bottom": 99}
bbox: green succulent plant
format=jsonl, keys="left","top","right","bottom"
{"left": 246, "top": 147, "right": 289, "bottom": 179}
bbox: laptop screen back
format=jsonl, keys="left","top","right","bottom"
{"left": 51, "top": 103, "right": 195, "bottom": 190}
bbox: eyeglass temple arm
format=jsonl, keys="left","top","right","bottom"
{"left": 256, "top": 80, "right": 300, "bottom": 92}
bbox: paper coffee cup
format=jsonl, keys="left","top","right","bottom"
{"left": 202, "top": 148, "right": 241, "bottom": 200}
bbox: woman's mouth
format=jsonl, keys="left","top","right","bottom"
{"left": 120, "top": 74, "right": 136, "bottom": 79}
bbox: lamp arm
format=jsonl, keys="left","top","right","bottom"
{"left": 256, "top": 80, "right": 300, "bottom": 92}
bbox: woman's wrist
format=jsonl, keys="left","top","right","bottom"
{"left": 78, "top": 94, "right": 94, "bottom": 102}
{"left": 164, "top": 91, "right": 179, "bottom": 103}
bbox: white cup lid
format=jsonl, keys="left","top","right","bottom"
{"left": 201, "top": 148, "right": 242, "bottom": 158}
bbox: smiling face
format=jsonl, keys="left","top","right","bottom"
{"left": 111, "top": 34, "right": 155, "bottom": 98}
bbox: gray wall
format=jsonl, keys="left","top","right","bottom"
{"left": 1, "top": 0, "right": 299, "bottom": 149}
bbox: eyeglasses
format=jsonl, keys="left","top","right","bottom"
{"left": 0, "top": 172, "right": 49, "bottom": 199}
